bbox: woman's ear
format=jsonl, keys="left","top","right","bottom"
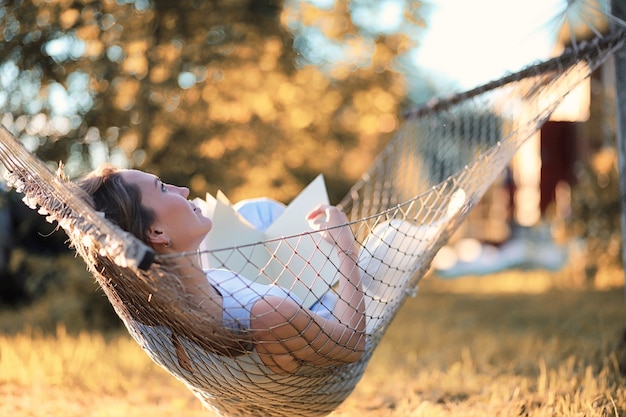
{"left": 147, "top": 227, "right": 169, "bottom": 247}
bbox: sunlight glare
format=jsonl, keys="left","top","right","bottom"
{"left": 414, "top": 0, "right": 566, "bottom": 89}
{"left": 352, "top": 0, "right": 405, "bottom": 34}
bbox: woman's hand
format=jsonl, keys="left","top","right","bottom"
{"left": 306, "top": 205, "right": 356, "bottom": 254}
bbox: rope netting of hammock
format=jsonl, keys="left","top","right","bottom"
{"left": 1, "top": 18, "right": 625, "bottom": 417}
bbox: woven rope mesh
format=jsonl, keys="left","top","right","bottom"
{"left": 1, "top": 24, "right": 625, "bottom": 417}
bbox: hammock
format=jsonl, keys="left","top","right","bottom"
{"left": 1, "top": 13, "right": 625, "bottom": 417}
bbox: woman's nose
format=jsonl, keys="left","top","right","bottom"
{"left": 174, "top": 185, "right": 190, "bottom": 198}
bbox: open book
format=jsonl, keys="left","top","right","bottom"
{"left": 193, "top": 175, "right": 339, "bottom": 308}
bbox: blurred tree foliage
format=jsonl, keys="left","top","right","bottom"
{"left": 0, "top": 0, "right": 428, "bottom": 203}
{"left": 569, "top": 148, "right": 622, "bottom": 281}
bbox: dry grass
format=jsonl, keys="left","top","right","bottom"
{"left": 1, "top": 269, "right": 625, "bottom": 417}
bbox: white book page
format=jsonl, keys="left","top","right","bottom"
{"left": 197, "top": 177, "right": 340, "bottom": 307}
{"left": 264, "top": 175, "right": 340, "bottom": 307}
{"left": 265, "top": 175, "right": 328, "bottom": 237}
{"left": 198, "top": 191, "right": 272, "bottom": 284}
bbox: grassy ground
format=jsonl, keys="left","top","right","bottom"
{"left": 0, "top": 270, "right": 625, "bottom": 417}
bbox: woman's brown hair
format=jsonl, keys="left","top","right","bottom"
{"left": 75, "top": 164, "right": 155, "bottom": 243}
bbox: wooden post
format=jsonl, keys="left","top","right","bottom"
{"left": 612, "top": 0, "right": 626, "bottom": 298}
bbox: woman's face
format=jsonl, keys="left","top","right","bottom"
{"left": 120, "top": 170, "right": 212, "bottom": 252}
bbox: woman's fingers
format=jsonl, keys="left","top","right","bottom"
{"left": 307, "top": 205, "right": 346, "bottom": 227}
{"left": 306, "top": 204, "right": 329, "bottom": 221}
{"left": 305, "top": 205, "right": 355, "bottom": 252}
{"left": 306, "top": 205, "right": 330, "bottom": 228}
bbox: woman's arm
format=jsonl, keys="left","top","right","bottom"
{"left": 250, "top": 205, "right": 366, "bottom": 374}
